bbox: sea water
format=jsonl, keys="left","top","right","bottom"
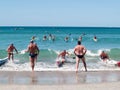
{"left": 0, "top": 26, "right": 120, "bottom": 71}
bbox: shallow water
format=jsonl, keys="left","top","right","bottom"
{"left": 0, "top": 27, "right": 120, "bottom": 71}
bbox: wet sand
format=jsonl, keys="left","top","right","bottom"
{"left": 0, "top": 71, "right": 120, "bottom": 90}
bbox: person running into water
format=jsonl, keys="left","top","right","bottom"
{"left": 100, "top": 51, "right": 110, "bottom": 61}
{"left": 57, "top": 50, "right": 69, "bottom": 67}
{"left": 74, "top": 41, "right": 87, "bottom": 73}
{"left": 7, "top": 43, "right": 18, "bottom": 62}
{"left": 26, "top": 41, "right": 39, "bottom": 72}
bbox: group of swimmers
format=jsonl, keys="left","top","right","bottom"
{"left": 7, "top": 40, "right": 87, "bottom": 73}
{"left": 43, "top": 34, "right": 56, "bottom": 41}
{"left": 57, "top": 41, "right": 120, "bottom": 73}
{"left": 7, "top": 37, "right": 120, "bottom": 73}
{"left": 7, "top": 41, "right": 40, "bottom": 72}
{"left": 32, "top": 33, "right": 98, "bottom": 45}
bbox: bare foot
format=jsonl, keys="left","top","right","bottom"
{"left": 76, "top": 70, "right": 78, "bottom": 73}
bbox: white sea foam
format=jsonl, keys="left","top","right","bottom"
{"left": 19, "top": 49, "right": 26, "bottom": 54}
{"left": 0, "top": 59, "right": 120, "bottom": 71}
{"left": 86, "top": 49, "right": 111, "bottom": 57}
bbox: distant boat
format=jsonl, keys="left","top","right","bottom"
{"left": 0, "top": 57, "right": 8, "bottom": 66}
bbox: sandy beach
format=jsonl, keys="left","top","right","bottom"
{"left": 0, "top": 82, "right": 120, "bottom": 90}
{"left": 0, "top": 71, "right": 120, "bottom": 90}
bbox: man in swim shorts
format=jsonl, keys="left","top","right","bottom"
{"left": 7, "top": 43, "right": 18, "bottom": 62}
{"left": 74, "top": 41, "right": 87, "bottom": 73}
{"left": 26, "top": 41, "right": 39, "bottom": 71}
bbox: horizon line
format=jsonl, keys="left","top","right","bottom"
{"left": 0, "top": 25, "right": 120, "bottom": 28}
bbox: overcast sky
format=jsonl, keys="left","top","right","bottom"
{"left": 0, "top": 0, "right": 120, "bottom": 27}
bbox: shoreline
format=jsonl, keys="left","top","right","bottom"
{"left": 0, "top": 71, "right": 120, "bottom": 90}
{"left": 0, "top": 71, "right": 120, "bottom": 85}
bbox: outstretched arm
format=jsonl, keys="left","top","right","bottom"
{"left": 14, "top": 47, "right": 18, "bottom": 54}
{"left": 36, "top": 46, "right": 40, "bottom": 54}
{"left": 106, "top": 54, "right": 110, "bottom": 60}
{"left": 74, "top": 48, "right": 77, "bottom": 56}
{"left": 58, "top": 53, "right": 61, "bottom": 58}
{"left": 66, "top": 52, "right": 69, "bottom": 56}
{"left": 83, "top": 47, "right": 87, "bottom": 55}
{"left": 26, "top": 45, "right": 30, "bottom": 52}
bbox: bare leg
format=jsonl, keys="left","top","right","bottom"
{"left": 82, "top": 57, "right": 87, "bottom": 72}
{"left": 35, "top": 55, "right": 38, "bottom": 63}
{"left": 11, "top": 54, "right": 14, "bottom": 62}
{"left": 62, "top": 58, "right": 65, "bottom": 64}
{"left": 76, "top": 57, "right": 80, "bottom": 73}
{"left": 30, "top": 57, "right": 35, "bottom": 72}
{"left": 8, "top": 53, "right": 11, "bottom": 61}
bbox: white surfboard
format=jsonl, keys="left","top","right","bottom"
{"left": 99, "top": 58, "right": 117, "bottom": 66}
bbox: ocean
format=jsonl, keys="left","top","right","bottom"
{"left": 0, "top": 26, "right": 120, "bottom": 71}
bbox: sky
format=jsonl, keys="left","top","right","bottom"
{"left": 0, "top": 0, "right": 120, "bottom": 27}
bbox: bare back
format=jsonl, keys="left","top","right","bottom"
{"left": 74, "top": 45, "right": 86, "bottom": 55}
{"left": 28, "top": 43, "right": 37, "bottom": 54}
{"left": 59, "top": 51, "right": 68, "bottom": 58}
{"left": 7, "top": 45, "right": 15, "bottom": 53}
